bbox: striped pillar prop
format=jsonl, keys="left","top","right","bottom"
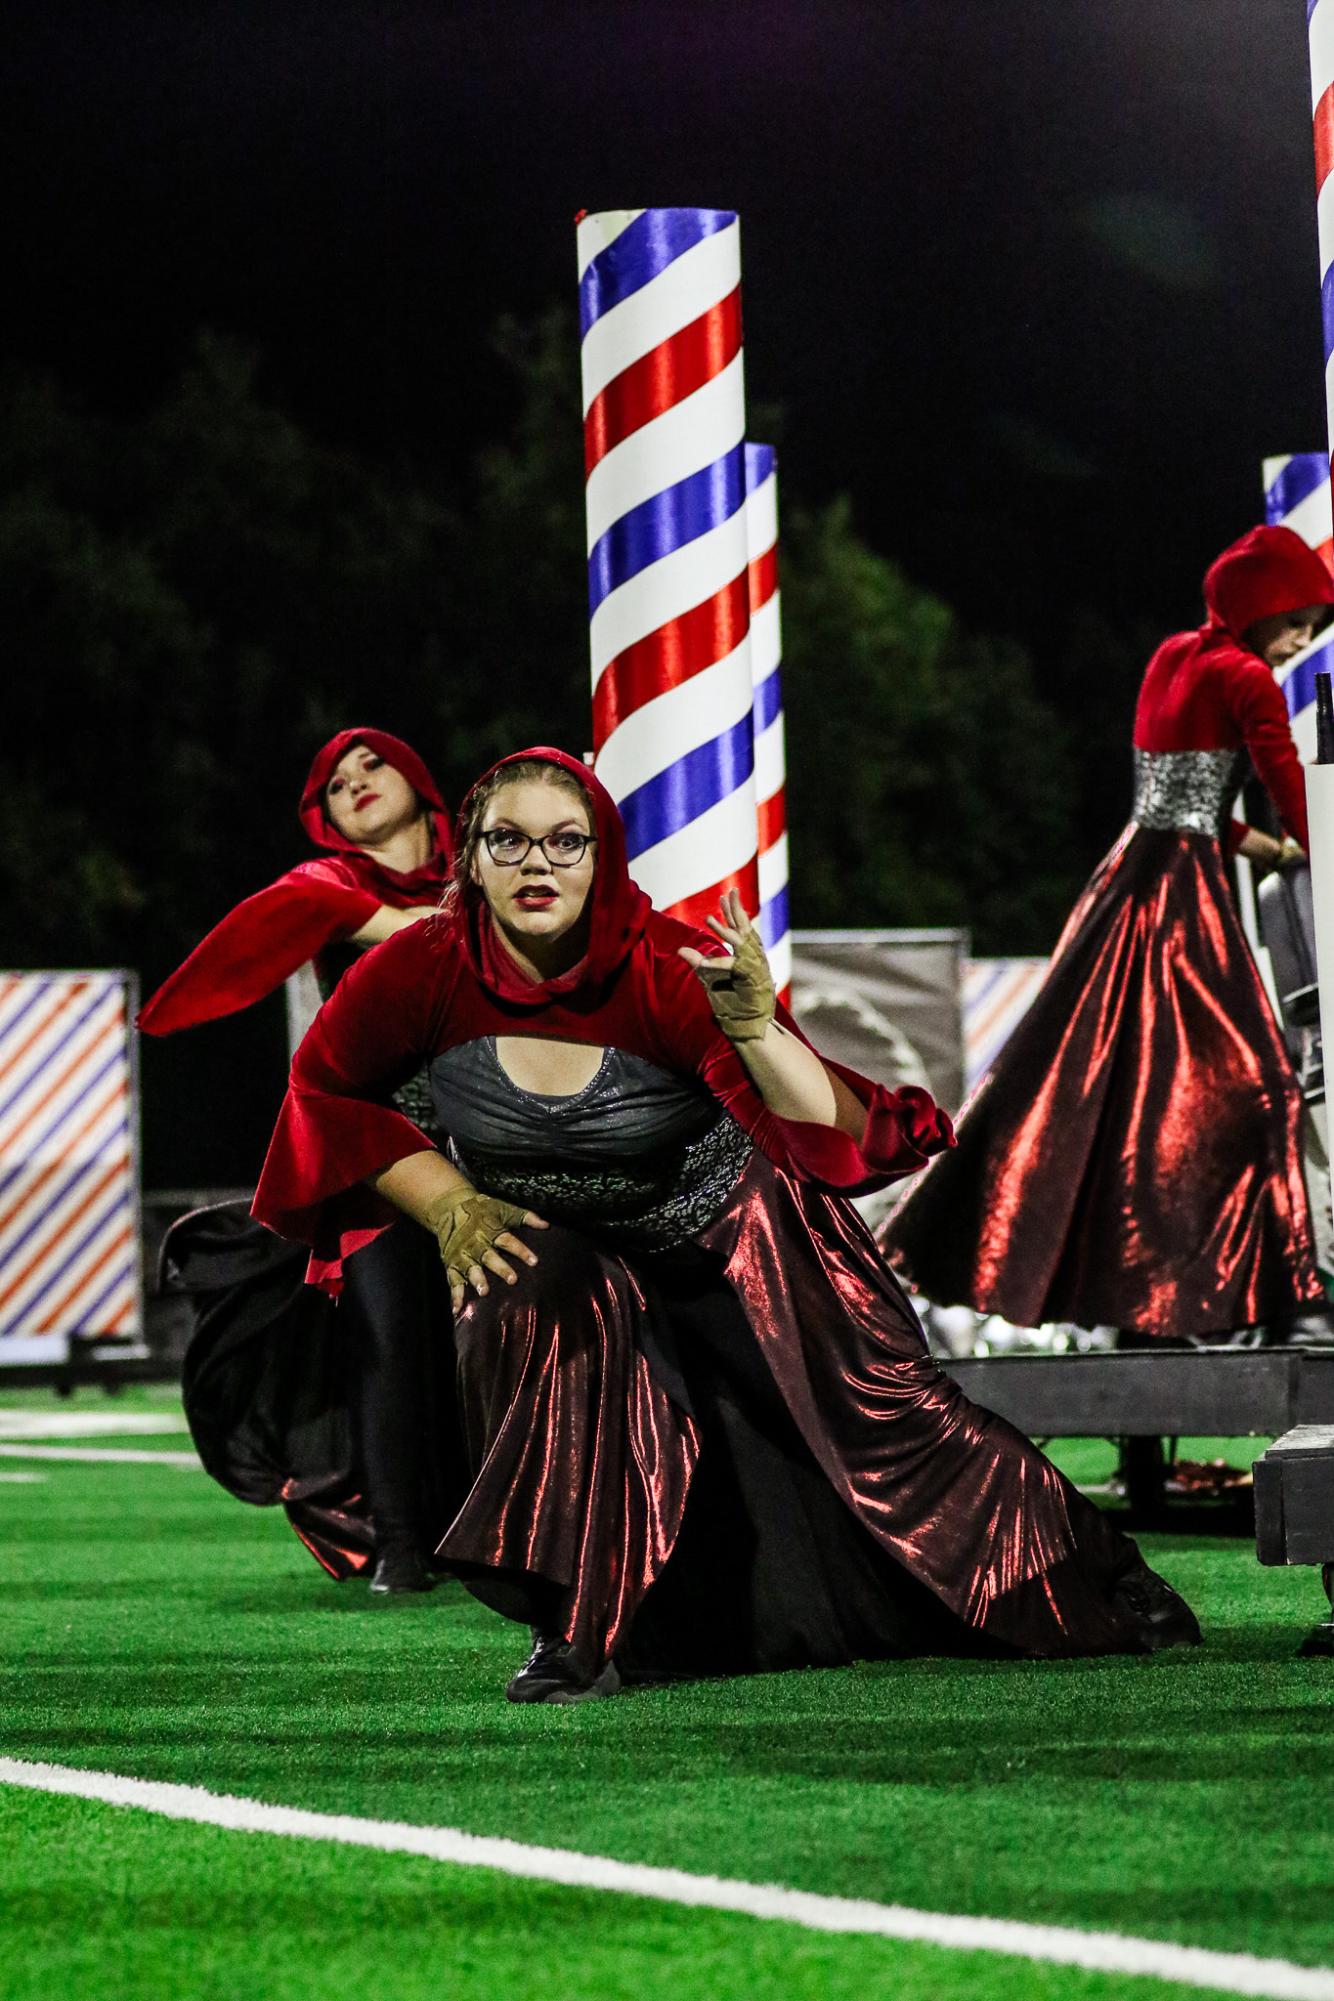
{"left": 1262, "top": 453, "right": 1334, "bottom": 758}
{"left": 1313, "top": 0, "right": 1334, "bottom": 483}
{"left": 0, "top": 972, "right": 141, "bottom": 1356}
{"left": 578, "top": 208, "right": 759, "bottom": 926}
{"left": 744, "top": 443, "right": 791, "bottom": 1000}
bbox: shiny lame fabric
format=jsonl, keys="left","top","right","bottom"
{"left": 438, "top": 1149, "right": 1147, "bottom": 1669}
{"left": 881, "top": 823, "right": 1322, "bottom": 1337}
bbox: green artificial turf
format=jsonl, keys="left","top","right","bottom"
{"left": 0, "top": 1789, "right": 1265, "bottom": 2001}
{"left": 0, "top": 1399, "right": 1329, "bottom": 2000}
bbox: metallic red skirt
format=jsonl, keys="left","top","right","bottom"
{"left": 437, "top": 1151, "right": 1159, "bottom": 1672}
{"left": 881, "top": 825, "right": 1321, "bottom": 1337}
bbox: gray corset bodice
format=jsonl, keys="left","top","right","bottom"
{"left": 428, "top": 1037, "right": 752, "bottom": 1250}
{"left": 1131, "top": 748, "right": 1246, "bottom": 838}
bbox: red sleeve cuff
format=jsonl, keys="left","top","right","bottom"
{"left": 763, "top": 1079, "right": 955, "bottom": 1193}
{"left": 139, "top": 877, "right": 383, "bottom": 1034}
{"left": 251, "top": 1094, "right": 435, "bottom": 1290}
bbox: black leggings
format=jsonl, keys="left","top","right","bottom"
{"left": 342, "top": 1223, "right": 442, "bottom": 1551}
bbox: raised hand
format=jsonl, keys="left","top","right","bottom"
{"left": 678, "top": 889, "right": 777, "bottom": 1044}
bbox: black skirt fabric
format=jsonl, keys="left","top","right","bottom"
{"left": 618, "top": 1246, "right": 986, "bottom": 1678}
{"left": 172, "top": 1203, "right": 461, "bottom": 1575}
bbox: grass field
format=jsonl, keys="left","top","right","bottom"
{"left": 0, "top": 1387, "right": 1331, "bottom": 2001}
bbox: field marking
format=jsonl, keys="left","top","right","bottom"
{"left": 0, "top": 1445, "right": 200, "bottom": 1467}
{"left": 0, "top": 1470, "right": 46, "bottom": 1483}
{"left": 0, "top": 1410, "right": 189, "bottom": 1439}
{"left": 0, "top": 1759, "right": 1331, "bottom": 2000}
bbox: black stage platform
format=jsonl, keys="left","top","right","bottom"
{"left": 942, "top": 1346, "right": 1334, "bottom": 1439}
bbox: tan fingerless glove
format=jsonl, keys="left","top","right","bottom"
{"left": 696, "top": 927, "right": 776, "bottom": 1043}
{"left": 423, "top": 1189, "right": 530, "bottom": 1291}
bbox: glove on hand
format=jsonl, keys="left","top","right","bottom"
{"left": 695, "top": 925, "right": 776, "bottom": 1044}
{"left": 423, "top": 1189, "right": 531, "bottom": 1294}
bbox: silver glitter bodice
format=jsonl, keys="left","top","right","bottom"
{"left": 392, "top": 1069, "right": 438, "bottom": 1136}
{"left": 1131, "top": 748, "right": 1246, "bottom": 837}
{"left": 448, "top": 1113, "right": 753, "bottom": 1251}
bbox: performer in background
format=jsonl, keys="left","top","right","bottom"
{"left": 141, "top": 728, "right": 457, "bottom": 1592}
{"left": 253, "top": 747, "right": 1198, "bottom": 1703}
{"left": 140, "top": 728, "right": 453, "bottom": 1034}
{"left": 881, "top": 525, "right": 1334, "bottom": 1343}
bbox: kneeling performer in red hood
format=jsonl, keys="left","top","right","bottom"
{"left": 253, "top": 747, "right": 1199, "bottom": 1702}
{"left": 142, "top": 728, "right": 458, "bottom": 1595}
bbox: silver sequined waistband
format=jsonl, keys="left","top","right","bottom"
{"left": 1131, "top": 747, "right": 1244, "bottom": 837}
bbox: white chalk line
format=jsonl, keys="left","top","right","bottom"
{"left": 0, "top": 1759, "right": 1330, "bottom": 1999}
{"left": 0, "top": 1444, "right": 200, "bottom": 1467}
{"left": 0, "top": 1410, "right": 189, "bottom": 1439}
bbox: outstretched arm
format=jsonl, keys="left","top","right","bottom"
{"left": 347, "top": 904, "right": 435, "bottom": 946}
{"left": 678, "top": 891, "right": 866, "bottom": 1136}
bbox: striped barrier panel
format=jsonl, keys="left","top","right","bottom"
{"left": 745, "top": 442, "right": 791, "bottom": 1000}
{"left": 0, "top": 971, "right": 142, "bottom": 1361}
{"left": 578, "top": 206, "right": 759, "bottom": 928}
{"left": 962, "top": 957, "right": 1048, "bottom": 1097}
{"left": 1261, "top": 452, "right": 1334, "bottom": 759}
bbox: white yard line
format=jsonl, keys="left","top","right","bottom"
{"left": 0, "top": 1758, "right": 1329, "bottom": 2000}
{"left": 0, "top": 1445, "right": 200, "bottom": 1466}
{"left": 0, "top": 1412, "right": 189, "bottom": 1439}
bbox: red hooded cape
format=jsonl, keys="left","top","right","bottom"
{"left": 1133, "top": 524, "right": 1334, "bottom": 854}
{"left": 139, "top": 729, "right": 454, "bottom": 1035}
{"left": 251, "top": 747, "right": 954, "bottom": 1289}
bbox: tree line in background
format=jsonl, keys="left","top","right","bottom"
{"left": 0, "top": 311, "right": 1156, "bottom": 1179}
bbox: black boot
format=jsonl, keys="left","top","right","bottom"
{"left": 1112, "top": 1564, "right": 1201, "bottom": 1651}
{"left": 369, "top": 1542, "right": 437, "bottom": 1595}
{"left": 505, "top": 1630, "right": 621, "bottom": 1704}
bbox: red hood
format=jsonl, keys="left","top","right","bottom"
{"left": 453, "top": 746, "right": 652, "bottom": 1006}
{"left": 298, "top": 727, "right": 454, "bottom": 868}
{"left": 1202, "top": 525, "right": 1334, "bottom": 645}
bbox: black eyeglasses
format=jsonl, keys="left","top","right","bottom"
{"left": 481, "top": 828, "right": 597, "bottom": 868}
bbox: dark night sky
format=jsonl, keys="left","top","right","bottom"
{"left": 4, "top": 0, "right": 1328, "bottom": 646}
{"left": 7, "top": 0, "right": 1330, "bottom": 1186}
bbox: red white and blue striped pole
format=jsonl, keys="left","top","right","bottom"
{"left": 1313, "top": 0, "right": 1334, "bottom": 499}
{"left": 1305, "top": 3, "right": 1334, "bottom": 1133}
{"left": 744, "top": 443, "right": 790, "bottom": 1000}
{"left": 577, "top": 208, "right": 759, "bottom": 927}
{"left": 1262, "top": 453, "right": 1334, "bottom": 757}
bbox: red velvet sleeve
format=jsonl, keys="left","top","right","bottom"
{"left": 1219, "top": 652, "right": 1310, "bottom": 852}
{"left": 647, "top": 946, "right": 954, "bottom": 1193}
{"left": 138, "top": 862, "right": 382, "bottom": 1035}
{"left": 251, "top": 924, "right": 446, "bottom": 1287}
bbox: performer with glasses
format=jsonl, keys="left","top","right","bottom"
{"left": 253, "top": 747, "right": 1199, "bottom": 1702}
{"left": 142, "top": 728, "right": 459, "bottom": 1592}
{"left": 479, "top": 826, "right": 598, "bottom": 868}
{"left": 881, "top": 526, "right": 1334, "bottom": 1344}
